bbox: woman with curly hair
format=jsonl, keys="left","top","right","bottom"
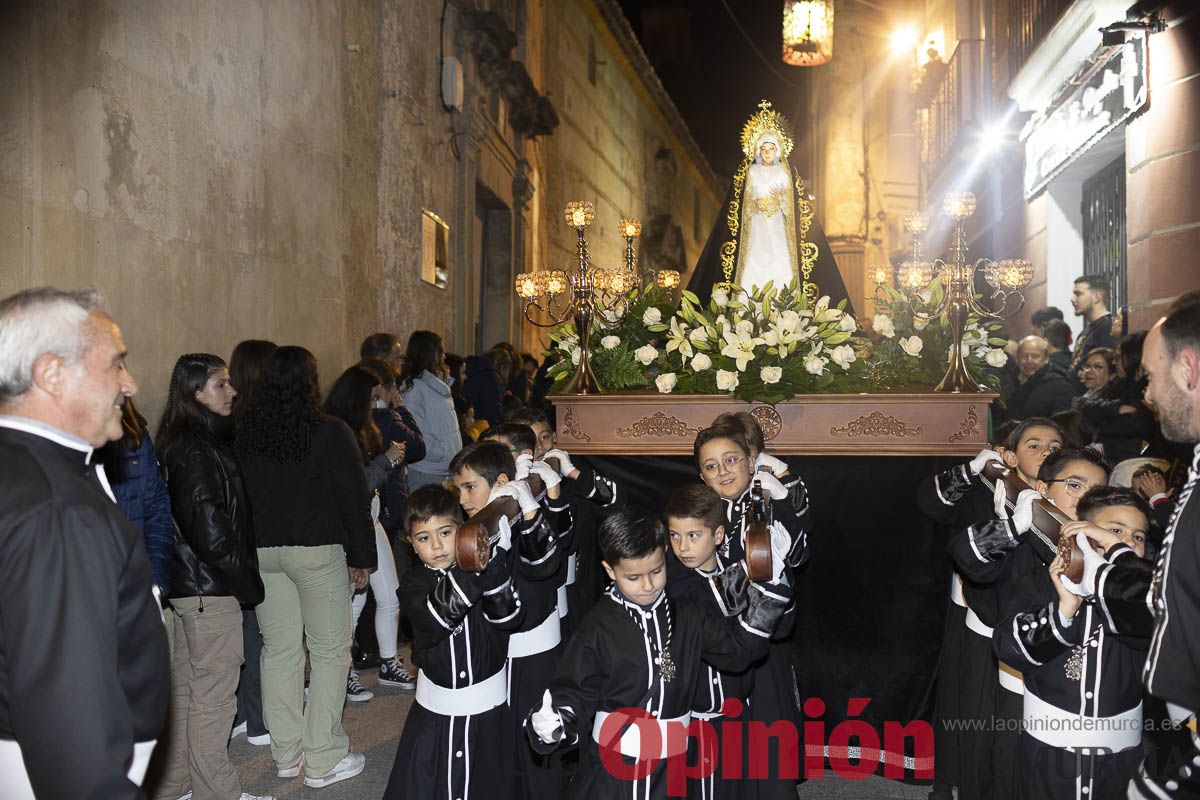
{"left": 154, "top": 353, "right": 267, "bottom": 800}
{"left": 235, "top": 347, "right": 376, "bottom": 789}
{"left": 323, "top": 365, "right": 416, "bottom": 699}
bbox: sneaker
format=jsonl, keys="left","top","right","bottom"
{"left": 239, "top": 795, "right": 275, "bottom": 800}
{"left": 247, "top": 732, "right": 272, "bottom": 746}
{"left": 304, "top": 752, "right": 366, "bottom": 788}
{"left": 277, "top": 753, "right": 304, "bottom": 778}
{"left": 377, "top": 656, "right": 416, "bottom": 691}
{"left": 177, "top": 794, "right": 192, "bottom": 800}
{"left": 229, "top": 720, "right": 247, "bottom": 741}
{"left": 346, "top": 670, "right": 374, "bottom": 703}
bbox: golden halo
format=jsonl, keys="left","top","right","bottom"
{"left": 740, "top": 100, "right": 795, "bottom": 160}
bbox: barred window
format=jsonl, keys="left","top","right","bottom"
{"left": 1081, "top": 156, "right": 1127, "bottom": 311}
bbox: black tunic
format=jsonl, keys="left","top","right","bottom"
{"left": 0, "top": 421, "right": 169, "bottom": 799}
{"left": 528, "top": 579, "right": 792, "bottom": 800}
{"left": 561, "top": 460, "right": 625, "bottom": 639}
{"left": 384, "top": 548, "right": 524, "bottom": 800}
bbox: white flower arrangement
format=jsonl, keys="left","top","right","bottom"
{"left": 600, "top": 335, "right": 620, "bottom": 350}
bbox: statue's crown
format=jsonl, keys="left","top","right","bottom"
{"left": 740, "top": 100, "right": 795, "bottom": 160}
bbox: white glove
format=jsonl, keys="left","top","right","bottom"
{"left": 530, "top": 689, "right": 564, "bottom": 744}
{"left": 544, "top": 448, "right": 575, "bottom": 477}
{"left": 493, "top": 514, "right": 513, "bottom": 553}
{"left": 992, "top": 477, "right": 1009, "bottom": 520}
{"left": 1058, "top": 533, "right": 1107, "bottom": 598}
{"left": 752, "top": 472, "right": 788, "bottom": 501}
{"left": 754, "top": 452, "right": 788, "bottom": 477}
{"left": 1010, "top": 488, "right": 1040, "bottom": 535}
{"left": 490, "top": 479, "right": 540, "bottom": 516}
{"left": 769, "top": 521, "right": 791, "bottom": 584}
{"left": 969, "top": 448, "right": 1004, "bottom": 476}
{"left": 528, "top": 460, "right": 561, "bottom": 490}
{"left": 514, "top": 453, "right": 533, "bottom": 481}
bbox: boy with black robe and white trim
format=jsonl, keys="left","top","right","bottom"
{"left": 994, "top": 486, "right": 1154, "bottom": 799}
{"left": 526, "top": 507, "right": 793, "bottom": 799}
{"left": 450, "top": 440, "right": 572, "bottom": 797}
{"left": 382, "top": 484, "right": 524, "bottom": 800}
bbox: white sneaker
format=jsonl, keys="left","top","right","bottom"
{"left": 229, "top": 720, "right": 247, "bottom": 741}
{"left": 277, "top": 753, "right": 304, "bottom": 778}
{"left": 239, "top": 795, "right": 275, "bottom": 800}
{"left": 247, "top": 732, "right": 271, "bottom": 746}
{"left": 303, "top": 752, "right": 366, "bottom": 788}
{"left": 177, "top": 794, "right": 192, "bottom": 800}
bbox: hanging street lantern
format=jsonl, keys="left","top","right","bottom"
{"left": 782, "top": 0, "right": 834, "bottom": 67}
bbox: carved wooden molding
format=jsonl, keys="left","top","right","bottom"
{"left": 948, "top": 404, "right": 982, "bottom": 443}
{"left": 829, "top": 411, "right": 923, "bottom": 438}
{"left": 750, "top": 405, "right": 783, "bottom": 441}
{"left": 616, "top": 411, "right": 700, "bottom": 438}
{"left": 560, "top": 406, "right": 591, "bottom": 442}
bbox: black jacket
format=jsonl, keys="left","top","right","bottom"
{"left": 462, "top": 355, "right": 505, "bottom": 428}
{"left": 1067, "top": 313, "right": 1116, "bottom": 379}
{"left": 160, "top": 413, "right": 264, "bottom": 605}
{"left": 0, "top": 420, "right": 169, "bottom": 799}
{"left": 1076, "top": 379, "right": 1156, "bottom": 463}
{"left": 239, "top": 416, "right": 377, "bottom": 570}
{"left": 1002, "top": 363, "right": 1079, "bottom": 422}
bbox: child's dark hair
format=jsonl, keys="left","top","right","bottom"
{"left": 405, "top": 484, "right": 464, "bottom": 534}
{"left": 711, "top": 411, "right": 765, "bottom": 455}
{"left": 1076, "top": 486, "right": 1152, "bottom": 526}
{"left": 693, "top": 424, "right": 752, "bottom": 467}
{"left": 1005, "top": 416, "right": 1061, "bottom": 452}
{"left": 482, "top": 422, "right": 537, "bottom": 454}
{"left": 599, "top": 508, "right": 669, "bottom": 565}
{"left": 448, "top": 441, "right": 516, "bottom": 486}
{"left": 507, "top": 407, "right": 551, "bottom": 429}
{"left": 1051, "top": 410, "right": 1088, "bottom": 449}
{"left": 664, "top": 485, "right": 725, "bottom": 532}
{"left": 1037, "top": 446, "right": 1110, "bottom": 483}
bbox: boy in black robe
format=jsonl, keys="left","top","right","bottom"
{"left": 526, "top": 507, "right": 793, "bottom": 799}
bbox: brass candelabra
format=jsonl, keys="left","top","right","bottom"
{"left": 515, "top": 202, "right": 679, "bottom": 394}
{"left": 877, "top": 193, "right": 1032, "bottom": 393}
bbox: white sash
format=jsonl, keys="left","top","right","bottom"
{"left": 415, "top": 667, "right": 507, "bottom": 716}
{"left": 592, "top": 710, "right": 693, "bottom": 759}
{"left": 1023, "top": 689, "right": 1142, "bottom": 751}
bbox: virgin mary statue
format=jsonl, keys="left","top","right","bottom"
{"left": 687, "top": 101, "right": 853, "bottom": 316}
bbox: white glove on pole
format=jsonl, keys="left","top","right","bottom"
{"left": 969, "top": 448, "right": 1005, "bottom": 476}
{"left": 528, "top": 460, "right": 561, "bottom": 490}
{"left": 769, "top": 521, "right": 791, "bottom": 584}
{"left": 494, "top": 514, "right": 513, "bottom": 553}
{"left": 754, "top": 452, "right": 788, "bottom": 477}
{"left": 1011, "top": 488, "right": 1040, "bottom": 535}
{"left": 514, "top": 453, "right": 533, "bottom": 481}
{"left": 1058, "top": 533, "right": 1107, "bottom": 598}
{"left": 490, "top": 479, "right": 540, "bottom": 516}
{"left": 531, "top": 689, "right": 564, "bottom": 744}
{"left": 544, "top": 448, "right": 576, "bottom": 477}
{"left": 752, "top": 472, "right": 788, "bottom": 501}
{"left": 993, "top": 477, "right": 1010, "bottom": 520}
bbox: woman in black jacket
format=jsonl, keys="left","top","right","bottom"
{"left": 1077, "top": 332, "right": 1157, "bottom": 463}
{"left": 154, "top": 353, "right": 267, "bottom": 800}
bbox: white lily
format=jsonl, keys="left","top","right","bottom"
{"left": 664, "top": 316, "right": 694, "bottom": 359}
{"left": 720, "top": 322, "right": 765, "bottom": 372}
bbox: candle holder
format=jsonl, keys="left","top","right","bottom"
{"left": 877, "top": 194, "right": 1031, "bottom": 393}
{"left": 516, "top": 204, "right": 675, "bottom": 394}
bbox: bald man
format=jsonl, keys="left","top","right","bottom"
{"left": 1002, "top": 335, "right": 1079, "bottom": 422}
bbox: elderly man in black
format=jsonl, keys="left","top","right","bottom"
{"left": 1002, "top": 334, "right": 1079, "bottom": 422}
{"left": 0, "top": 287, "right": 169, "bottom": 798}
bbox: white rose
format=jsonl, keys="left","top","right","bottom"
{"left": 571, "top": 349, "right": 581, "bottom": 365}
{"left": 831, "top": 344, "right": 856, "bottom": 369}
{"left": 634, "top": 345, "right": 658, "bottom": 365}
{"left": 716, "top": 369, "right": 739, "bottom": 391}
{"left": 760, "top": 366, "right": 783, "bottom": 384}
{"left": 712, "top": 288, "right": 729, "bottom": 307}
{"left": 691, "top": 352, "right": 712, "bottom": 371}
{"left": 600, "top": 335, "right": 620, "bottom": 350}
{"left": 900, "top": 335, "right": 924, "bottom": 357}
{"left": 873, "top": 314, "right": 896, "bottom": 339}
{"left": 803, "top": 354, "right": 827, "bottom": 375}
{"left": 985, "top": 348, "right": 1008, "bottom": 368}
{"left": 838, "top": 315, "right": 857, "bottom": 333}
{"left": 655, "top": 373, "right": 677, "bottom": 393}
{"left": 913, "top": 316, "right": 930, "bottom": 331}
{"left": 643, "top": 307, "right": 662, "bottom": 326}
{"left": 688, "top": 326, "right": 709, "bottom": 343}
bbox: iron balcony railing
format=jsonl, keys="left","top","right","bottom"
{"left": 923, "top": 39, "right": 987, "bottom": 178}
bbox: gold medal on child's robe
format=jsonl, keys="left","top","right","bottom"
{"left": 658, "top": 651, "right": 677, "bottom": 683}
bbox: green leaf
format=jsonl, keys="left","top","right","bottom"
{"left": 682, "top": 289, "right": 700, "bottom": 305}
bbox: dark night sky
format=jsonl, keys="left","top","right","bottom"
{"left": 616, "top": 0, "right": 811, "bottom": 179}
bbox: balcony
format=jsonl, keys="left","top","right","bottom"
{"left": 922, "top": 39, "right": 987, "bottom": 179}
{"left": 1003, "top": 0, "right": 1073, "bottom": 81}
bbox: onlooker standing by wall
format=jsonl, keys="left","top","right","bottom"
{"left": 0, "top": 287, "right": 168, "bottom": 799}
{"left": 236, "top": 347, "right": 375, "bottom": 789}
{"left": 1042, "top": 319, "right": 1073, "bottom": 371}
{"left": 1002, "top": 335, "right": 1080, "bottom": 422}
{"left": 153, "top": 354, "right": 267, "bottom": 800}
{"left": 1068, "top": 275, "right": 1117, "bottom": 379}
{"left": 227, "top": 339, "right": 278, "bottom": 748}
{"left": 99, "top": 397, "right": 174, "bottom": 599}
{"left": 398, "top": 331, "right": 462, "bottom": 490}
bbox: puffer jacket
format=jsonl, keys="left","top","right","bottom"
{"left": 105, "top": 424, "right": 175, "bottom": 595}
{"left": 159, "top": 413, "right": 264, "bottom": 606}
{"left": 399, "top": 370, "right": 463, "bottom": 477}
